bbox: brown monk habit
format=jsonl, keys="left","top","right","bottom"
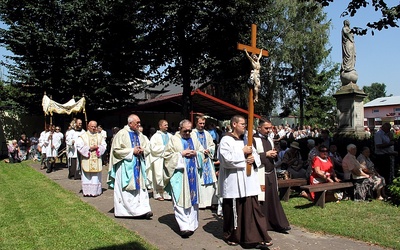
{"left": 253, "top": 133, "right": 291, "bottom": 232}
{"left": 219, "top": 133, "right": 272, "bottom": 246}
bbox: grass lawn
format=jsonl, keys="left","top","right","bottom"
{"left": 2, "top": 160, "right": 400, "bottom": 249}
{"left": 281, "top": 192, "right": 400, "bottom": 249}
{"left": 0, "top": 161, "right": 157, "bottom": 250}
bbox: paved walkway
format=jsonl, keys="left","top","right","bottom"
{"left": 30, "top": 162, "right": 388, "bottom": 250}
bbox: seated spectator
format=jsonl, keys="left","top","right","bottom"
{"left": 329, "top": 143, "right": 344, "bottom": 180}
{"left": 308, "top": 145, "right": 341, "bottom": 200}
{"left": 394, "top": 126, "right": 400, "bottom": 136}
{"left": 306, "top": 138, "right": 322, "bottom": 179}
{"left": 275, "top": 140, "right": 289, "bottom": 179}
{"left": 357, "top": 147, "right": 387, "bottom": 200}
{"left": 281, "top": 141, "right": 306, "bottom": 179}
{"left": 29, "top": 132, "right": 39, "bottom": 161}
{"left": 18, "top": 133, "right": 30, "bottom": 161}
{"left": 364, "top": 127, "right": 371, "bottom": 138}
{"left": 342, "top": 144, "right": 374, "bottom": 201}
{"left": 320, "top": 129, "right": 332, "bottom": 148}
{"left": 7, "top": 140, "right": 21, "bottom": 163}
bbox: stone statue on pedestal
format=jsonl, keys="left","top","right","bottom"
{"left": 340, "top": 20, "right": 358, "bottom": 86}
{"left": 334, "top": 20, "right": 367, "bottom": 138}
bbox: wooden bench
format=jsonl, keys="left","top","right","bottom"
{"left": 278, "top": 178, "right": 308, "bottom": 202}
{"left": 301, "top": 182, "right": 354, "bottom": 208}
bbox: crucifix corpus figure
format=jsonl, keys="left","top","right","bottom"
{"left": 244, "top": 48, "right": 262, "bottom": 102}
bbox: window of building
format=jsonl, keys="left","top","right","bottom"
{"left": 395, "top": 117, "right": 400, "bottom": 125}
{"left": 372, "top": 109, "right": 379, "bottom": 113}
{"left": 374, "top": 118, "right": 382, "bottom": 126}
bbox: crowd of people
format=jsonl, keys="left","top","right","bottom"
{"left": 273, "top": 122, "right": 398, "bottom": 202}
{"left": 5, "top": 132, "right": 37, "bottom": 163}
{"left": 4, "top": 114, "right": 400, "bottom": 249}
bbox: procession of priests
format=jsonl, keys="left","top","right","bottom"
{"left": 40, "top": 112, "right": 279, "bottom": 246}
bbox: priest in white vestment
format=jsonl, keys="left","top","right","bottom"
{"left": 108, "top": 114, "right": 153, "bottom": 219}
{"left": 149, "top": 119, "right": 172, "bottom": 200}
{"left": 164, "top": 119, "right": 205, "bottom": 238}
{"left": 76, "top": 120, "right": 106, "bottom": 197}
{"left": 190, "top": 116, "right": 217, "bottom": 209}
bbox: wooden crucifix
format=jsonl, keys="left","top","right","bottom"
{"left": 237, "top": 24, "right": 269, "bottom": 176}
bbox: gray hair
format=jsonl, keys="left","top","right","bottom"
{"left": 307, "top": 139, "right": 315, "bottom": 146}
{"left": 179, "top": 119, "right": 191, "bottom": 128}
{"left": 347, "top": 144, "right": 357, "bottom": 151}
{"left": 128, "top": 114, "right": 139, "bottom": 123}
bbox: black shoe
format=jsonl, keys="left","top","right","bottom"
{"left": 276, "top": 226, "right": 291, "bottom": 233}
{"left": 180, "top": 230, "right": 193, "bottom": 238}
{"left": 145, "top": 212, "right": 153, "bottom": 220}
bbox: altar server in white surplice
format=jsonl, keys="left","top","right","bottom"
{"left": 218, "top": 115, "right": 273, "bottom": 247}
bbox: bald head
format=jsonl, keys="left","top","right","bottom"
{"left": 88, "top": 120, "right": 97, "bottom": 133}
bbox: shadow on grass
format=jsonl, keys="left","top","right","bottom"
{"left": 294, "top": 203, "right": 315, "bottom": 209}
{"left": 91, "top": 241, "right": 153, "bottom": 250}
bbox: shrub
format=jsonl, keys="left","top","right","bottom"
{"left": 389, "top": 176, "right": 400, "bottom": 206}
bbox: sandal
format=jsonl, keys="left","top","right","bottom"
{"left": 256, "top": 241, "right": 273, "bottom": 249}
{"left": 225, "top": 241, "right": 239, "bottom": 246}
{"left": 155, "top": 197, "right": 164, "bottom": 201}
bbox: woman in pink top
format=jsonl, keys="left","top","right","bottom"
{"left": 309, "top": 145, "right": 341, "bottom": 200}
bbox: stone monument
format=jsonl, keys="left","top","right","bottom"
{"left": 333, "top": 20, "right": 367, "bottom": 137}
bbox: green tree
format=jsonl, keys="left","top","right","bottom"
{"left": 0, "top": 0, "right": 150, "bottom": 113}
{"left": 317, "top": 0, "right": 399, "bottom": 35}
{"left": 0, "top": 0, "right": 336, "bottom": 121}
{"left": 139, "top": 0, "right": 279, "bottom": 118}
{"left": 0, "top": 79, "right": 26, "bottom": 140}
{"left": 303, "top": 62, "right": 340, "bottom": 129}
{"left": 362, "top": 82, "right": 389, "bottom": 103}
{"left": 264, "top": 0, "right": 334, "bottom": 128}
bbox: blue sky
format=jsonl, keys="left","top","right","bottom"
{"left": 325, "top": 2, "right": 400, "bottom": 96}
{"left": 1, "top": 2, "right": 399, "bottom": 96}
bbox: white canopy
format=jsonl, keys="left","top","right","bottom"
{"left": 42, "top": 94, "right": 86, "bottom": 116}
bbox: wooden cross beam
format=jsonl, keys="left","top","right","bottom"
{"left": 237, "top": 24, "right": 269, "bottom": 176}
{"left": 237, "top": 24, "right": 269, "bottom": 57}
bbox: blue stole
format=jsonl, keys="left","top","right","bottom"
{"left": 129, "top": 131, "right": 141, "bottom": 190}
{"left": 181, "top": 137, "right": 198, "bottom": 206}
{"left": 196, "top": 131, "right": 213, "bottom": 185}
{"left": 161, "top": 132, "right": 169, "bottom": 145}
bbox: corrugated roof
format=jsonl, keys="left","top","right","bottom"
{"left": 364, "top": 96, "right": 400, "bottom": 107}
{"left": 135, "top": 89, "right": 261, "bottom": 120}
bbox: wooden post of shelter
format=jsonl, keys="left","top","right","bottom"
{"left": 82, "top": 93, "right": 88, "bottom": 129}
{"left": 49, "top": 94, "right": 53, "bottom": 125}
{"left": 237, "top": 24, "right": 269, "bottom": 176}
{"left": 43, "top": 91, "right": 47, "bottom": 130}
